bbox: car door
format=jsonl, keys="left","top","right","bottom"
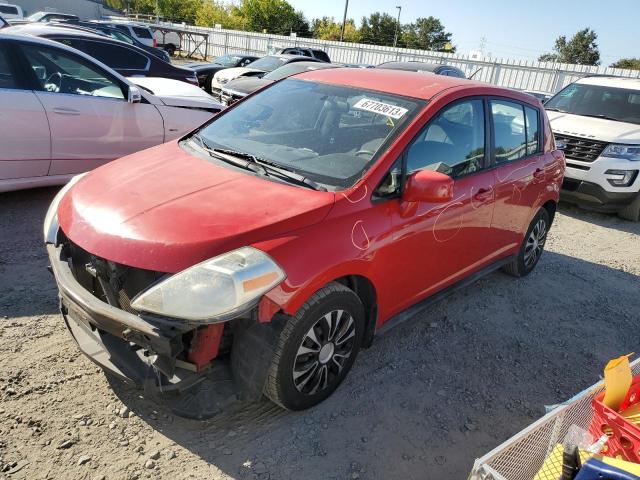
{"left": 385, "top": 98, "right": 498, "bottom": 311}
{"left": 0, "top": 41, "right": 51, "bottom": 182}
{"left": 18, "top": 42, "right": 164, "bottom": 176}
{"left": 489, "top": 99, "right": 545, "bottom": 249}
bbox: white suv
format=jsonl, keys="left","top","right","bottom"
{"left": 545, "top": 76, "right": 640, "bottom": 221}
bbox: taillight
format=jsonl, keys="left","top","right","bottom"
{"left": 153, "top": 38, "right": 157, "bottom": 48}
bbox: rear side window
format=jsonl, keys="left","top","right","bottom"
{"left": 83, "top": 41, "right": 148, "bottom": 70}
{"left": 313, "top": 50, "right": 330, "bottom": 62}
{"left": 0, "top": 5, "right": 18, "bottom": 14}
{"left": 406, "top": 98, "right": 485, "bottom": 178}
{"left": 0, "top": 44, "right": 16, "bottom": 89}
{"left": 491, "top": 100, "right": 527, "bottom": 164}
{"left": 132, "top": 27, "right": 153, "bottom": 39}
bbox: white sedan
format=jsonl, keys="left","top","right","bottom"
{"left": 0, "top": 33, "right": 222, "bottom": 193}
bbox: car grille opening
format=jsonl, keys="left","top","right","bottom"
{"left": 554, "top": 134, "right": 609, "bottom": 163}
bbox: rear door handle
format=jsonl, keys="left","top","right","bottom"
{"left": 533, "top": 168, "right": 545, "bottom": 180}
{"left": 52, "top": 107, "right": 80, "bottom": 116}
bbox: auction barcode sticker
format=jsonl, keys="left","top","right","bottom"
{"left": 353, "top": 98, "right": 408, "bottom": 119}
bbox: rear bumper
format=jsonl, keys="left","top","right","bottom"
{"left": 560, "top": 179, "right": 638, "bottom": 212}
{"left": 47, "top": 243, "right": 203, "bottom": 390}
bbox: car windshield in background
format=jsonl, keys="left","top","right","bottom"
{"left": 246, "top": 56, "right": 288, "bottom": 72}
{"left": 0, "top": 5, "right": 18, "bottom": 14}
{"left": 132, "top": 26, "right": 152, "bottom": 38}
{"left": 195, "top": 78, "right": 423, "bottom": 189}
{"left": 263, "top": 63, "right": 323, "bottom": 81}
{"left": 214, "top": 55, "right": 243, "bottom": 67}
{"left": 546, "top": 83, "right": 640, "bottom": 125}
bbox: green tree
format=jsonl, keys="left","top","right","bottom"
{"left": 233, "top": 0, "right": 300, "bottom": 35}
{"left": 611, "top": 58, "right": 640, "bottom": 70}
{"left": 290, "top": 10, "right": 311, "bottom": 37}
{"left": 157, "top": 0, "right": 201, "bottom": 23}
{"left": 538, "top": 28, "right": 600, "bottom": 65}
{"left": 401, "top": 16, "right": 454, "bottom": 52}
{"left": 195, "top": 0, "right": 243, "bottom": 29}
{"left": 311, "top": 16, "right": 359, "bottom": 42}
{"left": 105, "top": 0, "right": 155, "bottom": 15}
{"left": 360, "top": 12, "right": 398, "bottom": 46}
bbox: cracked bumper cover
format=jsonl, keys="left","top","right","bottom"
{"left": 47, "top": 243, "right": 204, "bottom": 390}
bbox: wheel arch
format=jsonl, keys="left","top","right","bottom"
{"left": 542, "top": 199, "right": 557, "bottom": 227}
{"left": 333, "top": 275, "right": 377, "bottom": 348}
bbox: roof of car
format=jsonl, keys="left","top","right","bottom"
{"left": 575, "top": 76, "right": 640, "bottom": 89}
{"left": 4, "top": 23, "right": 110, "bottom": 40}
{"left": 376, "top": 61, "right": 442, "bottom": 72}
{"left": 295, "top": 68, "right": 481, "bottom": 100}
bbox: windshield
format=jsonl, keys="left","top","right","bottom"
{"left": 246, "top": 56, "right": 289, "bottom": 72}
{"left": 546, "top": 82, "right": 640, "bottom": 125}
{"left": 0, "top": 5, "right": 18, "bottom": 14}
{"left": 194, "top": 79, "right": 423, "bottom": 189}
{"left": 214, "top": 55, "right": 242, "bottom": 67}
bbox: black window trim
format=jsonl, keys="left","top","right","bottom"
{"left": 0, "top": 39, "right": 32, "bottom": 91}
{"left": 487, "top": 95, "right": 543, "bottom": 169}
{"left": 63, "top": 37, "right": 151, "bottom": 72}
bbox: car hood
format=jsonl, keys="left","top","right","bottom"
{"left": 127, "top": 77, "right": 222, "bottom": 110}
{"left": 224, "top": 77, "right": 273, "bottom": 96}
{"left": 57, "top": 142, "right": 335, "bottom": 273}
{"left": 184, "top": 62, "right": 224, "bottom": 73}
{"left": 547, "top": 110, "right": 640, "bottom": 144}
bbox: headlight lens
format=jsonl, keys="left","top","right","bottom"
{"left": 43, "top": 173, "right": 86, "bottom": 244}
{"left": 602, "top": 144, "right": 640, "bottom": 161}
{"left": 604, "top": 169, "right": 639, "bottom": 187}
{"left": 130, "top": 247, "right": 285, "bottom": 322}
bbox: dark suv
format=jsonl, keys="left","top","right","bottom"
{"left": 275, "top": 47, "right": 330, "bottom": 63}
{"left": 5, "top": 24, "right": 197, "bottom": 85}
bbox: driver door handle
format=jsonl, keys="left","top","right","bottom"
{"left": 473, "top": 187, "right": 493, "bottom": 201}
{"left": 52, "top": 107, "right": 80, "bottom": 116}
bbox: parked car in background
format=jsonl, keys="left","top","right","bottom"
{"left": 524, "top": 90, "right": 551, "bottom": 103}
{"left": 184, "top": 53, "right": 259, "bottom": 93}
{"left": 55, "top": 20, "right": 171, "bottom": 62}
{"left": 545, "top": 76, "right": 640, "bottom": 221}
{"left": 44, "top": 68, "right": 564, "bottom": 414}
{"left": 93, "top": 20, "right": 156, "bottom": 48}
{"left": 211, "top": 54, "right": 319, "bottom": 99}
{"left": 274, "top": 46, "right": 330, "bottom": 63}
{"left": 5, "top": 24, "right": 198, "bottom": 84}
{"left": 377, "top": 61, "right": 466, "bottom": 78}
{"left": 27, "top": 11, "right": 79, "bottom": 23}
{"left": 0, "top": 2, "right": 22, "bottom": 19}
{"left": 221, "top": 61, "right": 338, "bottom": 105}
{"left": 0, "top": 33, "right": 218, "bottom": 192}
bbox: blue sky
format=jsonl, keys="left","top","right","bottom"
{"left": 287, "top": 0, "right": 634, "bottom": 65}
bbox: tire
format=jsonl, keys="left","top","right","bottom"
{"left": 618, "top": 194, "right": 640, "bottom": 222}
{"left": 264, "top": 282, "right": 365, "bottom": 410}
{"left": 165, "top": 44, "right": 176, "bottom": 57}
{"left": 503, "top": 208, "right": 550, "bottom": 277}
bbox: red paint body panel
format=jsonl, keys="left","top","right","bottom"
{"left": 57, "top": 70, "right": 564, "bottom": 332}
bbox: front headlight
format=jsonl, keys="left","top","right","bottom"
{"left": 130, "top": 247, "right": 285, "bottom": 322}
{"left": 43, "top": 173, "right": 87, "bottom": 244}
{"left": 602, "top": 144, "right": 640, "bottom": 161}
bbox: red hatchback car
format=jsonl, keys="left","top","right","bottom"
{"left": 45, "top": 69, "right": 565, "bottom": 413}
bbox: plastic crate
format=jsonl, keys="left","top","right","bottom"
{"left": 590, "top": 376, "right": 640, "bottom": 463}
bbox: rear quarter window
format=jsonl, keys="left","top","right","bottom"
{"left": 0, "top": 5, "right": 18, "bottom": 14}
{"left": 132, "top": 27, "right": 153, "bottom": 39}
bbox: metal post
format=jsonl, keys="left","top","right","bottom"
{"left": 340, "top": 0, "right": 349, "bottom": 42}
{"left": 393, "top": 5, "right": 402, "bottom": 48}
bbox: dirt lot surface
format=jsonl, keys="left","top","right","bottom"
{"left": 1, "top": 187, "right": 639, "bottom": 480}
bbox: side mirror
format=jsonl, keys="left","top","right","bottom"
{"left": 127, "top": 85, "right": 142, "bottom": 103}
{"left": 403, "top": 169, "right": 454, "bottom": 203}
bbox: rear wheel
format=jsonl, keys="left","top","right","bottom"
{"left": 503, "top": 208, "right": 550, "bottom": 277}
{"left": 618, "top": 194, "right": 640, "bottom": 222}
{"left": 165, "top": 44, "right": 176, "bottom": 56}
{"left": 264, "top": 282, "right": 364, "bottom": 410}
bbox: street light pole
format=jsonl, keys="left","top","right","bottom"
{"left": 340, "top": 0, "right": 349, "bottom": 42}
{"left": 393, "top": 5, "right": 402, "bottom": 48}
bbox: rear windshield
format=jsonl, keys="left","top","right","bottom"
{"left": 0, "top": 5, "right": 18, "bottom": 14}
{"left": 213, "top": 55, "right": 242, "bottom": 67}
{"left": 246, "top": 56, "right": 288, "bottom": 72}
{"left": 263, "top": 63, "right": 333, "bottom": 81}
{"left": 195, "top": 78, "right": 424, "bottom": 189}
{"left": 132, "top": 26, "right": 153, "bottom": 39}
{"left": 546, "top": 83, "right": 640, "bottom": 125}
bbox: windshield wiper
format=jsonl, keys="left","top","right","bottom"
{"left": 189, "top": 138, "right": 325, "bottom": 191}
{"left": 545, "top": 107, "right": 567, "bottom": 113}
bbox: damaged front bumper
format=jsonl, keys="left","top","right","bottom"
{"left": 47, "top": 243, "right": 213, "bottom": 392}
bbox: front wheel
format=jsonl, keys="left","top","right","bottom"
{"left": 618, "top": 194, "right": 640, "bottom": 222}
{"left": 503, "top": 208, "right": 550, "bottom": 277}
{"left": 264, "top": 282, "right": 365, "bottom": 410}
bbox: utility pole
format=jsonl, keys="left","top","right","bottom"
{"left": 340, "top": 0, "right": 349, "bottom": 42}
{"left": 393, "top": 5, "right": 402, "bottom": 48}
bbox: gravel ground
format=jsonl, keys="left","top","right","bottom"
{"left": 1, "top": 187, "right": 639, "bottom": 480}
